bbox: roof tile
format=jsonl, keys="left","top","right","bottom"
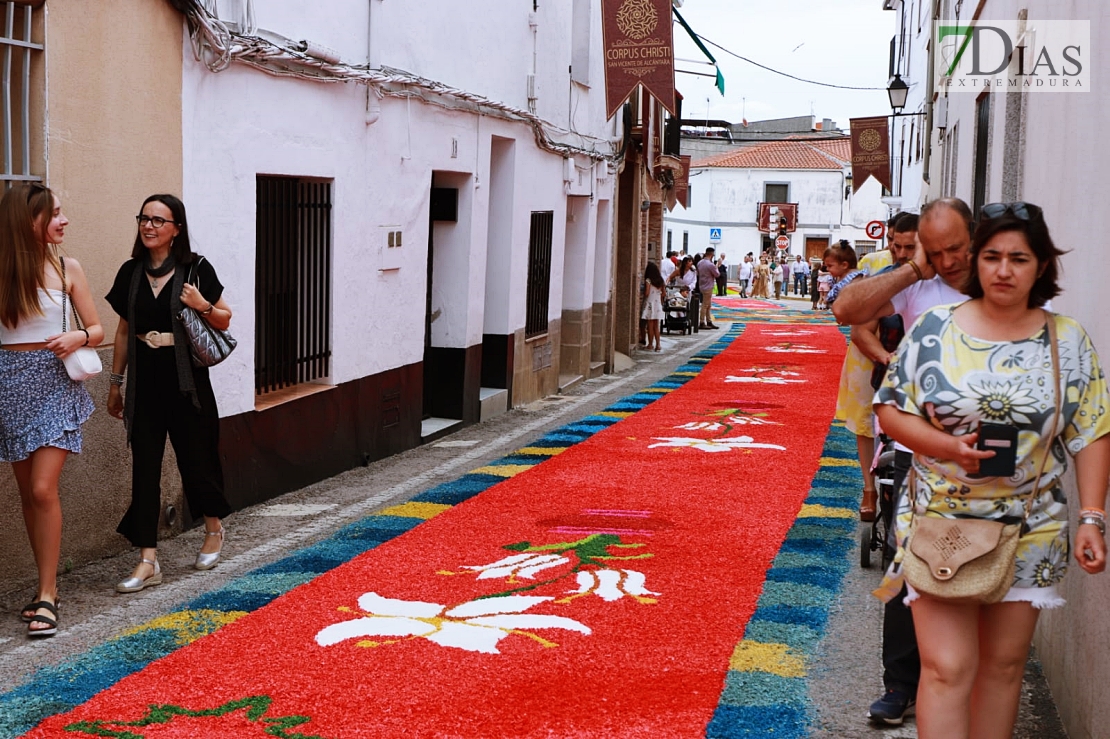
{"left": 692, "top": 139, "right": 850, "bottom": 170}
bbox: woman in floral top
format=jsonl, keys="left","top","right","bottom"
{"left": 874, "top": 202, "right": 1110, "bottom": 739}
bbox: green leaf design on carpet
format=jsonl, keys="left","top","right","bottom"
{"left": 64, "top": 696, "right": 326, "bottom": 739}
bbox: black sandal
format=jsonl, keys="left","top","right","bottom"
{"left": 20, "top": 599, "right": 60, "bottom": 624}
{"left": 26, "top": 600, "right": 59, "bottom": 638}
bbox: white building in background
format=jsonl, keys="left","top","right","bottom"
{"left": 663, "top": 138, "right": 887, "bottom": 265}
{"left": 177, "top": 0, "right": 619, "bottom": 503}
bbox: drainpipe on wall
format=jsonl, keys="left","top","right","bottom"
{"left": 840, "top": 169, "right": 846, "bottom": 228}
{"left": 365, "top": 0, "right": 382, "bottom": 125}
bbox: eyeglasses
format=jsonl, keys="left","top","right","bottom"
{"left": 136, "top": 214, "right": 177, "bottom": 228}
{"left": 979, "top": 201, "right": 1043, "bottom": 223}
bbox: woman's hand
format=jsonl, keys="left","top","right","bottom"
{"left": 107, "top": 384, "right": 124, "bottom": 420}
{"left": 181, "top": 285, "right": 233, "bottom": 330}
{"left": 875, "top": 406, "right": 996, "bottom": 472}
{"left": 1075, "top": 524, "right": 1106, "bottom": 574}
{"left": 43, "top": 331, "right": 85, "bottom": 358}
{"left": 180, "top": 282, "right": 210, "bottom": 312}
{"left": 946, "top": 431, "right": 997, "bottom": 474}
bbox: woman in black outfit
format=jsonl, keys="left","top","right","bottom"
{"left": 105, "top": 194, "right": 233, "bottom": 593}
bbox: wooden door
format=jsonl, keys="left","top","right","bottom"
{"left": 805, "top": 237, "right": 829, "bottom": 262}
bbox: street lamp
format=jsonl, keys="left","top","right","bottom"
{"left": 885, "top": 74, "right": 909, "bottom": 200}
{"left": 887, "top": 74, "right": 909, "bottom": 114}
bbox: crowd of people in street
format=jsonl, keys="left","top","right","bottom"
{"left": 0, "top": 184, "right": 233, "bottom": 638}
{"left": 657, "top": 248, "right": 826, "bottom": 304}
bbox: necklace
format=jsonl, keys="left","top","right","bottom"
{"left": 144, "top": 253, "right": 176, "bottom": 290}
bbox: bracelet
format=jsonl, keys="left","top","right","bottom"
{"left": 1079, "top": 515, "right": 1107, "bottom": 536}
{"left": 907, "top": 261, "right": 924, "bottom": 281}
{"left": 1080, "top": 507, "right": 1106, "bottom": 516}
{"left": 109, "top": 372, "right": 125, "bottom": 386}
{"left": 79, "top": 328, "right": 89, "bottom": 346}
{"left": 201, "top": 303, "right": 214, "bottom": 316}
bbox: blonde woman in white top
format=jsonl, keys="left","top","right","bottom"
{"left": 0, "top": 183, "right": 103, "bottom": 638}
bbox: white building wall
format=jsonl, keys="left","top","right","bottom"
{"left": 888, "top": 0, "right": 932, "bottom": 212}
{"left": 182, "top": 0, "right": 616, "bottom": 417}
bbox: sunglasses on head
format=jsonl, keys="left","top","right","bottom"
{"left": 979, "top": 201, "right": 1043, "bottom": 223}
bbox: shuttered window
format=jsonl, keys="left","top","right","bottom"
{"left": 525, "top": 211, "right": 554, "bottom": 339}
{"left": 255, "top": 176, "right": 332, "bottom": 395}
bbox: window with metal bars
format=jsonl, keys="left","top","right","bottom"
{"left": 255, "top": 176, "right": 332, "bottom": 396}
{"left": 0, "top": 1, "right": 42, "bottom": 186}
{"left": 524, "top": 211, "right": 554, "bottom": 339}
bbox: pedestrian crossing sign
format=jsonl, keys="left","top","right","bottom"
{"left": 709, "top": 228, "right": 722, "bottom": 242}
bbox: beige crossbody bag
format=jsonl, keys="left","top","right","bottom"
{"left": 901, "top": 314, "right": 1060, "bottom": 604}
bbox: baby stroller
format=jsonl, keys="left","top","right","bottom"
{"left": 860, "top": 432, "right": 897, "bottom": 569}
{"left": 663, "top": 285, "right": 694, "bottom": 335}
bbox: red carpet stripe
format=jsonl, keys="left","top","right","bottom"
{"left": 34, "top": 323, "right": 847, "bottom": 739}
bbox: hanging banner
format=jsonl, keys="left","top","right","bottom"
{"left": 602, "top": 0, "right": 676, "bottom": 119}
{"left": 849, "top": 116, "right": 891, "bottom": 193}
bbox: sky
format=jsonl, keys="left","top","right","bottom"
{"left": 671, "top": 0, "right": 896, "bottom": 130}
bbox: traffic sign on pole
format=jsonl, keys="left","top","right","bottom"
{"left": 866, "top": 220, "right": 886, "bottom": 240}
{"left": 774, "top": 235, "right": 790, "bottom": 249}
{"left": 709, "top": 228, "right": 722, "bottom": 243}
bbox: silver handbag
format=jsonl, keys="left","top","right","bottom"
{"left": 176, "top": 258, "right": 236, "bottom": 367}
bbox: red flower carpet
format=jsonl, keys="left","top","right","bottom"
{"left": 27, "top": 323, "right": 847, "bottom": 739}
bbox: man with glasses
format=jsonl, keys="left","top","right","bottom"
{"left": 832, "top": 198, "right": 974, "bottom": 726}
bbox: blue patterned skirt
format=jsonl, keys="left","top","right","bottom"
{"left": 0, "top": 349, "right": 95, "bottom": 462}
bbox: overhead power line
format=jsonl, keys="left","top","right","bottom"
{"left": 694, "top": 34, "right": 888, "bottom": 91}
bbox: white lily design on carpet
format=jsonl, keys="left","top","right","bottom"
{"left": 764, "top": 344, "right": 825, "bottom": 354}
{"left": 316, "top": 592, "right": 591, "bottom": 654}
{"left": 724, "top": 375, "right": 805, "bottom": 384}
{"left": 561, "top": 569, "right": 659, "bottom": 604}
{"left": 732, "top": 368, "right": 803, "bottom": 375}
{"left": 461, "top": 552, "right": 570, "bottom": 581}
{"left": 674, "top": 421, "right": 725, "bottom": 431}
{"left": 648, "top": 436, "right": 786, "bottom": 452}
{"left": 727, "top": 415, "right": 780, "bottom": 426}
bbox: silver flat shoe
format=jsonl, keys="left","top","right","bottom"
{"left": 195, "top": 527, "right": 224, "bottom": 571}
{"left": 116, "top": 558, "right": 162, "bottom": 593}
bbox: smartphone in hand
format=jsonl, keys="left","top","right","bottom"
{"left": 974, "top": 423, "right": 1019, "bottom": 477}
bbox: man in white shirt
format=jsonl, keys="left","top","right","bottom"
{"left": 834, "top": 199, "right": 971, "bottom": 328}
{"left": 738, "top": 254, "right": 753, "bottom": 298}
{"left": 831, "top": 198, "right": 975, "bottom": 727}
{"left": 790, "top": 255, "right": 809, "bottom": 296}
{"left": 660, "top": 251, "right": 677, "bottom": 282}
